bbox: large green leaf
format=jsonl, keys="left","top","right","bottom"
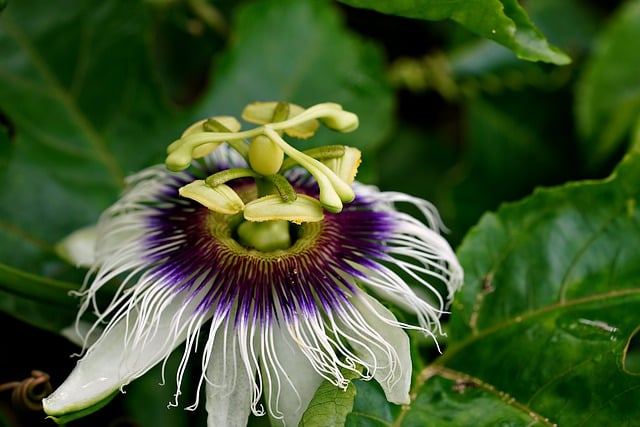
{"left": 444, "top": 151, "right": 640, "bottom": 424}
{"left": 575, "top": 0, "right": 640, "bottom": 171}
{"left": 347, "top": 151, "right": 640, "bottom": 425}
{"left": 0, "top": 0, "right": 177, "bottom": 278}
{"left": 337, "top": 0, "right": 570, "bottom": 65}
{"left": 0, "top": 0, "right": 183, "bottom": 335}
{"left": 0, "top": 263, "right": 78, "bottom": 332}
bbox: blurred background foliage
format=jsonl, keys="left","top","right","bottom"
{"left": 1, "top": 0, "right": 640, "bottom": 426}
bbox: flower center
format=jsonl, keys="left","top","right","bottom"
{"left": 236, "top": 220, "right": 292, "bottom": 251}
{"left": 206, "top": 209, "right": 324, "bottom": 256}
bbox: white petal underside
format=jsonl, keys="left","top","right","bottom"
{"left": 205, "top": 320, "right": 253, "bottom": 427}
{"left": 349, "top": 293, "right": 412, "bottom": 405}
{"left": 262, "top": 323, "right": 324, "bottom": 427}
{"left": 54, "top": 225, "right": 98, "bottom": 268}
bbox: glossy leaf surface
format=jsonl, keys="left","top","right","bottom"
{"left": 338, "top": 0, "right": 570, "bottom": 64}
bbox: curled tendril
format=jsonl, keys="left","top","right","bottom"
{"left": 0, "top": 370, "right": 53, "bottom": 411}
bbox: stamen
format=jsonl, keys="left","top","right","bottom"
{"left": 243, "top": 194, "right": 324, "bottom": 224}
{"left": 267, "top": 102, "right": 358, "bottom": 134}
{"left": 280, "top": 145, "right": 346, "bottom": 171}
{"left": 202, "top": 117, "right": 248, "bottom": 158}
{"left": 204, "top": 168, "right": 258, "bottom": 187}
{"left": 263, "top": 127, "right": 354, "bottom": 212}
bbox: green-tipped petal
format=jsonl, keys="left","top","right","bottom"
{"left": 179, "top": 180, "right": 244, "bottom": 214}
{"left": 46, "top": 392, "right": 119, "bottom": 425}
{"left": 244, "top": 194, "right": 324, "bottom": 224}
{"left": 42, "top": 295, "right": 199, "bottom": 418}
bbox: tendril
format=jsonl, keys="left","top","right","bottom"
{"left": 0, "top": 370, "right": 53, "bottom": 411}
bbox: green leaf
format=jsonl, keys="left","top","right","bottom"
{"left": 0, "top": 263, "right": 78, "bottom": 332}
{"left": 337, "top": 0, "right": 571, "bottom": 65}
{"left": 0, "top": 115, "right": 11, "bottom": 170}
{"left": 438, "top": 151, "right": 640, "bottom": 425}
{"left": 0, "top": 0, "right": 179, "bottom": 279}
{"left": 190, "top": 0, "right": 393, "bottom": 182}
{"left": 446, "top": 0, "right": 597, "bottom": 80}
{"left": 403, "top": 367, "right": 552, "bottom": 426}
{"left": 632, "top": 115, "right": 640, "bottom": 153}
{"left": 346, "top": 379, "right": 400, "bottom": 427}
{"left": 0, "top": 412, "right": 12, "bottom": 427}
{"left": 0, "top": 263, "right": 78, "bottom": 306}
{"left": 575, "top": 0, "right": 640, "bottom": 171}
{"left": 300, "top": 367, "right": 361, "bottom": 427}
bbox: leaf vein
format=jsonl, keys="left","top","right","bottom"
{"left": 3, "top": 15, "right": 124, "bottom": 186}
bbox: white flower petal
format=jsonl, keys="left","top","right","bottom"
{"left": 60, "top": 320, "right": 99, "bottom": 347}
{"left": 43, "top": 292, "right": 203, "bottom": 417}
{"left": 349, "top": 184, "right": 464, "bottom": 337}
{"left": 349, "top": 293, "right": 411, "bottom": 405}
{"left": 55, "top": 225, "right": 98, "bottom": 267}
{"left": 261, "top": 324, "right": 324, "bottom": 427}
{"left": 205, "top": 321, "right": 253, "bottom": 427}
{"left": 260, "top": 325, "right": 323, "bottom": 426}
